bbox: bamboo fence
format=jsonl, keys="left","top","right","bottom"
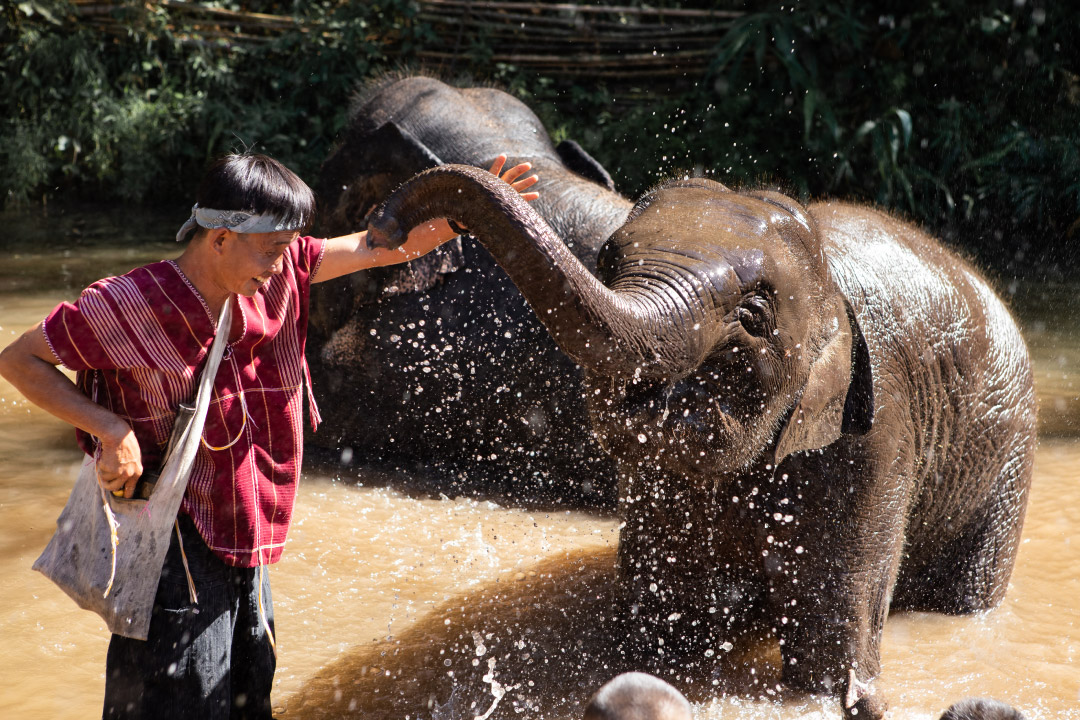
{"left": 69, "top": 0, "right": 741, "bottom": 92}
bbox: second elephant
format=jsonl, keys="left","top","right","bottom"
{"left": 309, "top": 76, "right": 631, "bottom": 502}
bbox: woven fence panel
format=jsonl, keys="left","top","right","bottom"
{"left": 70, "top": 0, "right": 740, "bottom": 94}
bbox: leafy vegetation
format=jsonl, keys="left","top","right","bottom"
{"left": 523, "top": 1, "right": 1080, "bottom": 273}
{"left": 3, "top": 0, "right": 1078, "bottom": 274}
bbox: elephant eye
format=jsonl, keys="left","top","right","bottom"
{"left": 736, "top": 296, "right": 773, "bottom": 337}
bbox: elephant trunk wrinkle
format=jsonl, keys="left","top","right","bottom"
{"left": 603, "top": 244, "right": 746, "bottom": 376}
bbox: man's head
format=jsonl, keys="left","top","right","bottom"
{"left": 178, "top": 153, "right": 316, "bottom": 244}
{"left": 177, "top": 154, "right": 317, "bottom": 298}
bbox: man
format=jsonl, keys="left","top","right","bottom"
{"left": 0, "top": 152, "right": 537, "bottom": 718}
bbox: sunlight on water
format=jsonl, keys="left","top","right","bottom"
{"left": 0, "top": 222, "right": 1077, "bottom": 719}
{"left": 272, "top": 478, "right": 621, "bottom": 713}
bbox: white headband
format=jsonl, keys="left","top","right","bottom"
{"left": 176, "top": 203, "right": 303, "bottom": 242}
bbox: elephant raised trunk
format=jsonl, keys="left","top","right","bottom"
{"left": 367, "top": 164, "right": 711, "bottom": 377}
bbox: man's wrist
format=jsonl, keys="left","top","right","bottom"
{"left": 96, "top": 416, "right": 133, "bottom": 448}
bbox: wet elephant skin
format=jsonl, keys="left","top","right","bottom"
{"left": 366, "top": 166, "right": 1038, "bottom": 719}
{"left": 308, "top": 75, "right": 632, "bottom": 504}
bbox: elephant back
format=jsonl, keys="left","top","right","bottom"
{"left": 809, "top": 202, "right": 1032, "bottom": 402}
{"left": 319, "top": 75, "right": 629, "bottom": 252}
{"left": 809, "top": 201, "right": 1036, "bottom": 608}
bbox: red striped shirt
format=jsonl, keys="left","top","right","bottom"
{"left": 43, "top": 236, "right": 325, "bottom": 567}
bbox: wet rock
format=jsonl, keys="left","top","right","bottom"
{"left": 940, "top": 697, "right": 1026, "bottom": 720}
{"left": 583, "top": 672, "right": 692, "bottom": 720}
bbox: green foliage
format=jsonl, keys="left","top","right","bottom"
{"left": 0, "top": 0, "right": 419, "bottom": 205}
{"left": 2, "top": 0, "right": 1077, "bottom": 272}
{"left": 522, "top": 0, "right": 1080, "bottom": 271}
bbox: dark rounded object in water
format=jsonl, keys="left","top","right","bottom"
{"left": 940, "top": 697, "right": 1026, "bottom": 720}
{"left": 583, "top": 672, "right": 692, "bottom": 720}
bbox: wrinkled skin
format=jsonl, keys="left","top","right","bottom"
{"left": 309, "top": 76, "right": 631, "bottom": 502}
{"left": 368, "top": 166, "right": 1037, "bottom": 719}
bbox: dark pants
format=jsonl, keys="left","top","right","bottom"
{"left": 103, "top": 515, "right": 276, "bottom": 719}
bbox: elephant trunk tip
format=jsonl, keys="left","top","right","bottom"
{"left": 367, "top": 213, "right": 405, "bottom": 250}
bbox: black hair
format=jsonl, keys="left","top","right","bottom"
{"left": 191, "top": 153, "right": 316, "bottom": 236}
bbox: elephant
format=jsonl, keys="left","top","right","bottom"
{"left": 308, "top": 75, "right": 631, "bottom": 503}
{"left": 366, "top": 165, "right": 1037, "bottom": 719}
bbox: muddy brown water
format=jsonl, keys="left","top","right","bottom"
{"left": 0, "top": 211, "right": 1076, "bottom": 719}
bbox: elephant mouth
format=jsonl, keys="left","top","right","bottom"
{"left": 662, "top": 404, "right": 756, "bottom": 475}
{"left": 591, "top": 378, "right": 758, "bottom": 477}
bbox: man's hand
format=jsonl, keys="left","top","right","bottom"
{"left": 99, "top": 425, "right": 143, "bottom": 499}
{"left": 443, "top": 154, "right": 539, "bottom": 236}
{"left": 487, "top": 153, "right": 539, "bottom": 203}
{"left": 0, "top": 322, "right": 146, "bottom": 499}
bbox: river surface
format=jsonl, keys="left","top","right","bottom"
{"left": 0, "top": 209, "right": 1076, "bottom": 719}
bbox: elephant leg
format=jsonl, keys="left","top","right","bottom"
{"left": 893, "top": 502, "right": 1025, "bottom": 613}
{"left": 769, "top": 586, "right": 891, "bottom": 719}
{"left": 615, "top": 471, "right": 764, "bottom": 663}
{"left": 893, "top": 437, "right": 1034, "bottom": 614}
{"left": 764, "top": 454, "right": 908, "bottom": 719}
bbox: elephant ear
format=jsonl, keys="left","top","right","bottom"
{"left": 346, "top": 121, "right": 444, "bottom": 175}
{"left": 773, "top": 295, "right": 874, "bottom": 466}
{"left": 318, "top": 121, "right": 466, "bottom": 298}
{"left": 556, "top": 139, "right": 617, "bottom": 191}
{"left": 318, "top": 121, "right": 445, "bottom": 235}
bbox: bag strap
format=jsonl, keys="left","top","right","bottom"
{"left": 159, "top": 298, "right": 232, "bottom": 602}
{"left": 194, "top": 298, "right": 233, "bottom": 410}
{"left": 151, "top": 298, "right": 233, "bottom": 464}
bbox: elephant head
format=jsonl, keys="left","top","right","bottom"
{"left": 588, "top": 178, "right": 875, "bottom": 478}
{"left": 368, "top": 165, "right": 874, "bottom": 484}
{"left": 318, "top": 75, "right": 620, "bottom": 240}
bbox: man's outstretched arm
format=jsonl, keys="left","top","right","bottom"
{"left": 312, "top": 154, "right": 538, "bottom": 284}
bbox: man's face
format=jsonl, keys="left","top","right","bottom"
{"left": 218, "top": 230, "right": 300, "bottom": 296}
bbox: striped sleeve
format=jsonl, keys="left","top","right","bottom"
{"left": 44, "top": 282, "right": 135, "bottom": 372}
{"left": 293, "top": 235, "right": 326, "bottom": 288}
{"left": 43, "top": 272, "right": 190, "bottom": 374}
